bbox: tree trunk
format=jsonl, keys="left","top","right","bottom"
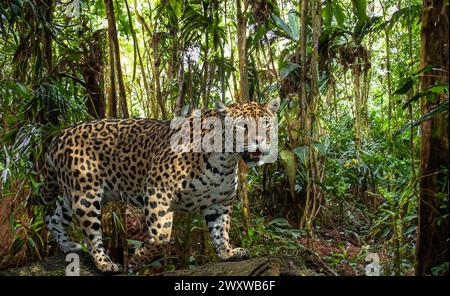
{"left": 42, "top": 0, "right": 53, "bottom": 75}
{"left": 310, "top": 0, "right": 321, "bottom": 134}
{"left": 308, "top": 0, "right": 322, "bottom": 227}
{"left": 147, "top": 26, "right": 167, "bottom": 119}
{"left": 104, "top": 0, "right": 129, "bottom": 118}
{"left": 105, "top": 0, "right": 117, "bottom": 117}
{"left": 299, "top": 0, "right": 322, "bottom": 231}
{"left": 39, "top": 0, "right": 59, "bottom": 125}
{"left": 383, "top": 4, "right": 393, "bottom": 149}
{"left": 236, "top": 0, "right": 249, "bottom": 102}
{"left": 294, "top": 0, "right": 309, "bottom": 228}
{"left": 83, "top": 30, "right": 106, "bottom": 119}
{"left": 416, "top": 0, "right": 449, "bottom": 276}
{"left": 235, "top": 0, "right": 251, "bottom": 232}
{"left": 406, "top": 0, "right": 417, "bottom": 180}
{"left": 201, "top": 1, "right": 210, "bottom": 108}
{"left": 297, "top": 0, "right": 308, "bottom": 139}
{"left": 135, "top": 9, "right": 159, "bottom": 118}
{"left": 174, "top": 61, "right": 185, "bottom": 116}
{"left": 125, "top": 0, "right": 152, "bottom": 118}
{"left": 352, "top": 60, "right": 362, "bottom": 149}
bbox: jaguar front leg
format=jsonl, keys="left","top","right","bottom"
{"left": 128, "top": 191, "right": 174, "bottom": 272}
{"left": 203, "top": 204, "right": 250, "bottom": 261}
{"left": 73, "top": 190, "right": 122, "bottom": 274}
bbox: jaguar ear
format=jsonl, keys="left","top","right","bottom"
{"left": 265, "top": 99, "right": 280, "bottom": 114}
{"left": 215, "top": 101, "right": 229, "bottom": 114}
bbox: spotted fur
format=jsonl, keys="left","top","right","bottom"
{"left": 28, "top": 100, "right": 279, "bottom": 273}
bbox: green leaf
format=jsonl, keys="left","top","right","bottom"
{"left": 402, "top": 91, "right": 427, "bottom": 109}
{"left": 393, "top": 79, "right": 414, "bottom": 95}
{"left": 403, "top": 83, "right": 448, "bottom": 108}
{"left": 314, "top": 142, "right": 326, "bottom": 155}
{"left": 294, "top": 146, "right": 309, "bottom": 163}
{"left": 6, "top": 81, "right": 31, "bottom": 98}
{"left": 332, "top": 1, "right": 346, "bottom": 26}
{"left": 413, "top": 64, "right": 434, "bottom": 77}
{"left": 280, "top": 149, "right": 297, "bottom": 195}
{"left": 10, "top": 3, "right": 21, "bottom": 17}
{"left": 10, "top": 238, "right": 25, "bottom": 256}
{"left": 127, "top": 239, "right": 144, "bottom": 248}
{"left": 93, "top": 0, "right": 105, "bottom": 15}
{"left": 384, "top": 5, "right": 421, "bottom": 30}
{"left": 395, "top": 99, "right": 449, "bottom": 135}
{"left": 27, "top": 237, "right": 36, "bottom": 250}
{"left": 9, "top": 212, "right": 15, "bottom": 233}
{"left": 267, "top": 218, "right": 292, "bottom": 228}
{"left": 280, "top": 62, "right": 300, "bottom": 79}
{"left": 248, "top": 227, "right": 256, "bottom": 239}
{"left": 352, "top": 0, "right": 368, "bottom": 22}
{"left": 288, "top": 11, "right": 299, "bottom": 41}
{"left": 429, "top": 84, "right": 448, "bottom": 94}
{"left": 169, "top": 0, "right": 182, "bottom": 18}
{"left": 271, "top": 14, "right": 297, "bottom": 41}
{"left": 112, "top": 211, "right": 125, "bottom": 232}
{"left": 381, "top": 209, "right": 396, "bottom": 216}
{"left": 323, "top": 1, "right": 332, "bottom": 27}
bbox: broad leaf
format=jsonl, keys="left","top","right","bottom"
{"left": 314, "top": 142, "right": 327, "bottom": 155}
{"left": 394, "top": 79, "right": 414, "bottom": 95}
{"left": 169, "top": 0, "right": 182, "bottom": 18}
{"left": 323, "top": 1, "right": 332, "bottom": 27}
{"left": 288, "top": 11, "right": 299, "bottom": 41}
{"left": 294, "top": 146, "right": 309, "bottom": 163}
{"left": 429, "top": 84, "right": 448, "bottom": 94}
{"left": 280, "top": 62, "right": 300, "bottom": 79}
{"left": 267, "top": 218, "right": 292, "bottom": 228}
{"left": 271, "top": 14, "right": 297, "bottom": 41}
{"left": 27, "top": 237, "right": 36, "bottom": 250}
{"left": 395, "top": 99, "right": 449, "bottom": 135}
{"left": 402, "top": 83, "right": 448, "bottom": 108}
{"left": 403, "top": 91, "right": 427, "bottom": 109}
{"left": 280, "top": 149, "right": 297, "bottom": 195}
{"left": 10, "top": 237, "right": 25, "bottom": 256}
{"left": 352, "top": 0, "right": 368, "bottom": 22}
{"left": 332, "top": 1, "right": 346, "bottom": 27}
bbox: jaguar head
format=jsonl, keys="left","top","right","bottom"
{"left": 215, "top": 99, "right": 280, "bottom": 167}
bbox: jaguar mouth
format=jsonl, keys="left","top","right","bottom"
{"left": 242, "top": 150, "right": 263, "bottom": 162}
{"left": 249, "top": 151, "right": 262, "bottom": 159}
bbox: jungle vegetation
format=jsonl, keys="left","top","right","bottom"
{"left": 0, "top": 0, "right": 448, "bottom": 276}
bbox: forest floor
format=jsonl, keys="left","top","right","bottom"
{"left": 0, "top": 232, "right": 376, "bottom": 276}
{"left": 0, "top": 194, "right": 391, "bottom": 276}
{"left": 0, "top": 253, "right": 322, "bottom": 276}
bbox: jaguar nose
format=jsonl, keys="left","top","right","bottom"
{"left": 251, "top": 136, "right": 266, "bottom": 146}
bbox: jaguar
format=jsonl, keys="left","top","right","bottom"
{"left": 28, "top": 99, "right": 280, "bottom": 273}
